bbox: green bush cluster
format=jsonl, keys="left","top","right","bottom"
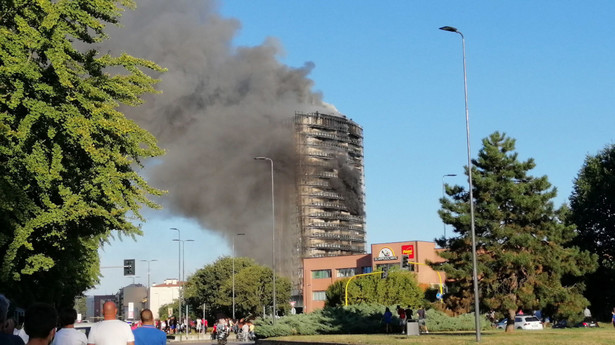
{"left": 421, "top": 309, "right": 491, "bottom": 331}
{"left": 254, "top": 304, "right": 491, "bottom": 338}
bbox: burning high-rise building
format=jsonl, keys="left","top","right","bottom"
{"left": 275, "top": 111, "right": 366, "bottom": 303}
{"left": 294, "top": 111, "right": 366, "bottom": 258}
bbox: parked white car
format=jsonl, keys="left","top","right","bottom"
{"left": 514, "top": 315, "right": 543, "bottom": 330}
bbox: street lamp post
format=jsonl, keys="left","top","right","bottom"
{"left": 232, "top": 233, "right": 246, "bottom": 320}
{"left": 442, "top": 174, "right": 457, "bottom": 238}
{"left": 254, "top": 156, "right": 276, "bottom": 324}
{"left": 173, "top": 238, "right": 194, "bottom": 336}
{"left": 439, "top": 25, "right": 481, "bottom": 342}
{"left": 140, "top": 259, "right": 158, "bottom": 309}
{"left": 170, "top": 227, "right": 182, "bottom": 331}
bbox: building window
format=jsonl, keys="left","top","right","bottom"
{"left": 313, "top": 291, "right": 327, "bottom": 301}
{"left": 312, "top": 269, "right": 331, "bottom": 279}
{"left": 337, "top": 268, "right": 356, "bottom": 278}
{"left": 362, "top": 266, "right": 372, "bottom": 274}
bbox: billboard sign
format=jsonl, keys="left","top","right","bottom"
{"left": 401, "top": 245, "right": 415, "bottom": 259}
{"left": 374, "top": 247, "right": 398, "bottom": 261}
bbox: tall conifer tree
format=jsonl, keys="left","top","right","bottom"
{"left": 436, "top": 132, "right": 596, "bottom": 330}
{"left": 570, "top": 144, "right": 615, "bottom": 319}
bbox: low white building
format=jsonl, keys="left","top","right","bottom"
{"left": 149, "top": 279, "right": 182, "bottom": 320}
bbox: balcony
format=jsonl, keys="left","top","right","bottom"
{"left": 305, "top": 191, "right": 343, "bottom": 200}
{"left": 303, "top": 131, "right": 349, "bottom": 143}
{"left": 305, "top": 232, "right": 366, "bottom": 243}
{"left": 308, "top": 212, "right": 363, "bottom": 222}
{"left": 299, "top": 180, "right": 329, "bottom": 187}
{"left": 308, "top": 201, "right": 346, "bottom": 210}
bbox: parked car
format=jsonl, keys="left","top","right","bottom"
{"left": 495, "top": 318, "right": 508, "bottom": 329}
{"left": 514, "top": 315, "right": 543, "bottom": 330}
{"left": 577, "top": 319, "right": 599, "bottom": 328}
{"left": 553, "top": 319, "right": 599, "bottom": 328}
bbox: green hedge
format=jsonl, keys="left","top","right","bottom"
{"left": 254, "top": 304, "right": 491, "bottom": 338}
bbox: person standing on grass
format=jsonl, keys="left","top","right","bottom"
{"left": 383, "top": 307, "right": 393, "bottom": 333}
{"left": 417, "top": 306, "right": 428, "bottom": 334}
{"left": 396, "top": 305, "right": 406, "bottom": 334}
{"left": 405, "top": 306, "right": 413, "bottom": 321}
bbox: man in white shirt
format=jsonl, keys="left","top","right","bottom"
{"left": 87, "top": 302, "right": 134, "bottom": 345}
{"left": 52, "top": 308, "right": 87, "bottom": 345}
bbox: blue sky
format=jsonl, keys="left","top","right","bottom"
{"left": 87, "top": 1, "right": 615, "bottom": 295}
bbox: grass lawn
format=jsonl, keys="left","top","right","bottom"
{"left": 269, "top": 327, "right": 615, "bottom": 344}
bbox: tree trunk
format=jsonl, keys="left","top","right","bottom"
{"left": 505, "top": 309, "right": 516, "bottom": 332}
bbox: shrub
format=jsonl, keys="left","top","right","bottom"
{"left": 253, "top": 304, "right": 491, "bottom": 338}
{"left": 421, "top": 309, "right": 491, "bottom": 331}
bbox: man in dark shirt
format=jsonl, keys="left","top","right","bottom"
{"left": 405, "top": 306, "right": 413, "bottom": 320}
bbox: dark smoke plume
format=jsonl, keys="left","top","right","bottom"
{"left": 102, "top": 1, "right": 341, "bottom": 264}
{"left": 330, "top": 156, "right": 365, "bottom": 216}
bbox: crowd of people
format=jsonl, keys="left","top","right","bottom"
{"left": 1, "top": 294, "right": 168, "bottom": 345}
{"left": 382, "top": 305, "right": 428, "bottom": 334}
{"left": 141, "top": 315, "right": 209, "bottom": 335}
{"left": 211, "top": 317, "right": 255, "bottom": 341}
{"left": 2, "top": 293, "right": 259, "bottom": 345}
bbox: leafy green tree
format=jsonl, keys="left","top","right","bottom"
{"left": 437, "top": 132, "right": 597, "bottom": 331}
{"left": 158, "top": 299, "right": 199, "bottom": 323}
{"left": 184, "top": 256, "right": 290, "bottom": 320}
{"left": 158, "top": 300, "right": 178, "bottom": 322}
{"left": 569, "top": 144, "right": 615, "bottom": 319}
{"left": 326, "top": 269, "right": 423, "bottom": 307}
{"left": 74, "top": 295, "right": 87, "bottom": 317}
{"left": 0, "top": 1, "right": 165, "bottom": 306}
{"left": 221, "top": 265, "right": 291, "bottom": 318}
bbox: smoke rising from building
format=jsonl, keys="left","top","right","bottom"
{"left": 103, "top": 0, "right": 337, "bottom": 264}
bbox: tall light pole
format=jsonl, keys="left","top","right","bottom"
{"left": 440, "top": 25, "right": 481, "bottom": 342}
{"left": 442, "top": 174, "right": 457, "bottom": 238}
{"left": 140, "top": 259, "right": 158, "bottom": 308}
{"left": 232, "top": 232, "right": 246, "bottom": 320}
{"left": 254, "top": 156, "right": 276, "bottom": 324}
{"left": 170, "top": 227, "right": 182, "bottom": 330}
{"left": 173, "top": 238, "right": 194, "bottom": 336}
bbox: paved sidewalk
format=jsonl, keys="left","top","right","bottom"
{"left": 167, "top": 332, "right": 214, "bottom": 342}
